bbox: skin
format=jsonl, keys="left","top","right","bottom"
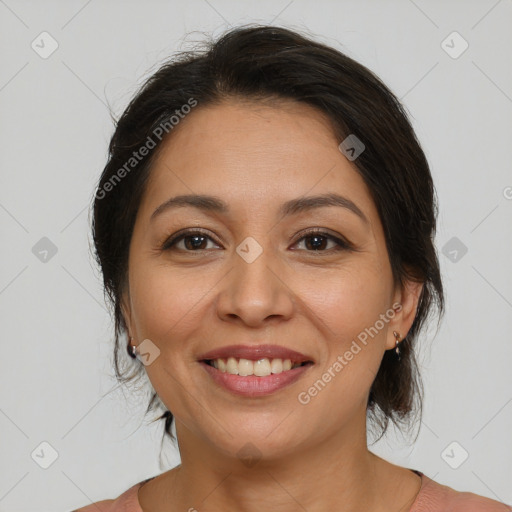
{"left": 121, "top": 99, "right": 424, "bottom": 512}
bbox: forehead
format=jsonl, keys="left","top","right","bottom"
{"left": 157, "top": 98, "right": 341, "bottom": 160}
{"left": 139, "top": 99, "right": 377, "bottom": 222}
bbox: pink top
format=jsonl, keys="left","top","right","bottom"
{"left": 73, "top": 470, "right": 512, "bottom": 511}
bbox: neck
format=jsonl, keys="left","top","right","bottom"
{"left": 162, "top": 416, "right": 389, "bottom": 512}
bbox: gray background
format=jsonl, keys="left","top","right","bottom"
{"left": 1, "top": 0, "right": 511, "bottom": 510}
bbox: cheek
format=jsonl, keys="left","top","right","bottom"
{"left": 299, "top": 265, "right": 391, "bottom": 408}
{"left": 129, "top": 263, "right": 212, "bottom": 344}
{"left": 305, "top": 262, "right": 392, "bottom": 342}
{"left": 128, "top": 265, "right": 213, "bottom": 421}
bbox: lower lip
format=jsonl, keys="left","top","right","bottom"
{"left": 199, "top": 361, "right": 313, "bottom": 397}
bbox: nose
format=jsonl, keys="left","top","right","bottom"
{"left": 215, "top": 241, "right": 295, "bottom": 327}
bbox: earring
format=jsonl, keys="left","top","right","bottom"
{"left": 393, "top": 331, "right": 402, "bottom": 361}
{"left": 128, "top": 337, "right": 138, "bottom": 359}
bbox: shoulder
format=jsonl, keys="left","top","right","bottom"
{"left": 72, "top": 498, "right": 114, "bottom": 512}
{"left": 71, "top": 477, "right": 153, "bottom": 512}
{"left": 446, "top": 488, "right": 512, "bottom": 512}
{"left": 413, "top": 472, "right": 512, "bottom": 512}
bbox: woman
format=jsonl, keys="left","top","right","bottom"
{"left": 74, "top": 25, "right": 511, "bottom": 512}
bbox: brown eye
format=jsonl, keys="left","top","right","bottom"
{"left": 292, "top": 230, "right": 351, "bottom": 252}
{"left": 161, "top": 228, "right": 352, "bottom": 253}
{"left": 162, "top": 230, "right": 220, "bottom": 251}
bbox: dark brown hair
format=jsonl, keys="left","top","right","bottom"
{"left": 91, "top": 24, "right": 444, "bottom": 453}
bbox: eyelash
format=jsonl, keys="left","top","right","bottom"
{"left": 161, "top": 228, "right": 352, "bottom": 254}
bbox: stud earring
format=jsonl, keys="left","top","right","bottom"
{"left": 128, "top": 337, "right": 138, "bottom": 359}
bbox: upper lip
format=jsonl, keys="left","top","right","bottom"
{"left": 198, "top": 344, "right": 314, "bottom": 364}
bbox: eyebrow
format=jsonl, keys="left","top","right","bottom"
{"left": 150, "top": 193, "right": 368, "bottom": 224}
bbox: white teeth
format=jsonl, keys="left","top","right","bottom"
{"left": 217, "top": 358, "right": 227, "bottom": 372}
{"left": 238, "top": 358, "right": 254, "bottom": 376}
{"left": 208, "top": 357, "right": 303, "bottom": 376}
{"left": 254, "top": 358, "right": 271, "bottom": 376}
{"left": 270, "top": 358, "right": 283, "bottom": 374}
{"left": 226, "top": 357, "right": 239, "bottom": 375}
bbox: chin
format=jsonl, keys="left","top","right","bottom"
{"left": 205, "top": 420, "right": 308, "bottom": 463}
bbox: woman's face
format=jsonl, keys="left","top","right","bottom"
{"left": 122, "top": 99, "right": 420, "bottom": 460}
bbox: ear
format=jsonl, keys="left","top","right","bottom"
{"left": 385, "top": 278, "right": 424, "bottom": 351}
{"left": 120, "top": 288, "right": 134, "bottom": 339}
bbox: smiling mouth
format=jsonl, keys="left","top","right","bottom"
{"left": 202, "top": 357, "right": 314, "bottom": 377}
